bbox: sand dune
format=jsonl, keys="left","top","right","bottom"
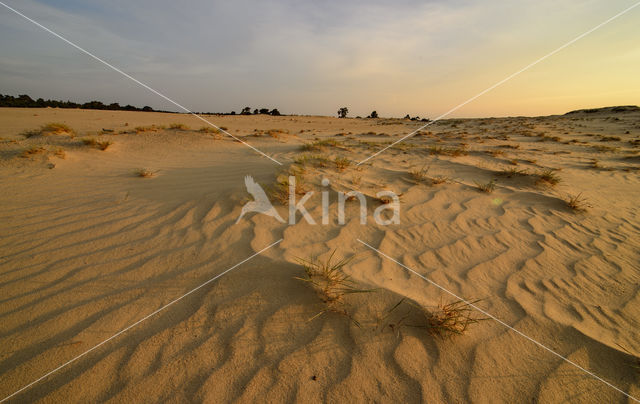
{"left": 0, "top": 107, "right": 639, "bottom": 402}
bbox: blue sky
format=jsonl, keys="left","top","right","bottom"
{"left": 1, "top": 0, "right": 639, "bottom": 117}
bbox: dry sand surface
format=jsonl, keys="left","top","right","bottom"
{"left": 1, "top": 106, "right": 639, "bottom": 403}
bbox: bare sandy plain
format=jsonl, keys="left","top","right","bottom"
{"left": 0, "top": 106, "right": 639, "bottom": 403}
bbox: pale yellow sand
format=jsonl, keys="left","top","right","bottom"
{"left": 0, "top": 107, "right": 639, "bottom": 402}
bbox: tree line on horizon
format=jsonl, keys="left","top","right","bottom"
{"left": 1, "top": 94, "right": 430, "bottom": 121}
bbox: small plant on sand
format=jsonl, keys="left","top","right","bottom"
{"left": 384, "top": 298, "right": 483, "bottom": 338}
{"left": 566, "top": 193, "right": 589, "bottom": 212}
{"left": 269, "top": 168, "right": 307, "bottom": 205}
{"left": 475, "top": 179, "right": 496, "bottom": 193}
{"left": 20, "top": 146, "right": 47, "bottom": 158}
{"left": 422, "top": 299, "right": 483, "bottom": 338}
{"left": 135, "top": 168, "right": 155, "bottom": 178}
{"left": 431, "top": 175, "right": 450, "bottom": 185}
{"left": 536, "top": 169, "right": 561, "bottom": 186}
{"left": 96, "top": 140, "right": 112, "bottom": 151}
{"left": 334, "top": 156, "right": 351, "bottom": 171}
{"left": 295, "top": 251, "right": 373, "bottom": 325}
{"left": 169, "top": 123, "right": 189, "bottom": 130}
{"left": 22, "top": 123, "right": 74, "bottom": 138}
{"left": 409, "top": 165, "right": 430, "bottom": 182}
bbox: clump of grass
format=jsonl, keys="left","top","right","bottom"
{"left": 334, "top": 156, "right": 351, "bottom": 171}
{"left": 21, "top": 123, "right": 74, "bottom": 138}
{"left": 590, "top": 159, "right": 601, "bottom": 169}
{"left": 384, "top": 298, "right": 483, "bottom": 338}
{"left": 20, "top": 146, "right": 47, "bottom": 158}
{"left": 41, "top": 122, "right": 73, "bottom": 135}
{"left": 475, "top": 179, "right": 496, "bottom": 193}
{"left": 96, "top": 140, "right": 112, "bottom": 151}
{"left": 269, "top": 168, "right": 307, "bottom": 205}
{"left": 169, "top": 123, "right": 189, "bottom": 130}
{"left": 422, "top": 299, "right": 483, "bottom": 338}
{"left": 536, "top": 169, "right": 561, "bottom": 186}
{"left": 566, "top": 193, "right": 589, "bottom": 212}
{"left": 409, "top": 165, "right": 430, "bottom": 182}
{"left": 134, "top": 168, "right": 155, "bottom": 178}
{"left": 295, "top": 251, "right": 373, "bottom": 325}
{"left": 431, "top": 175, "right": 450, "bottom": 185}
{"left": 199, "top": 126, "right": 220, "bottom": 134}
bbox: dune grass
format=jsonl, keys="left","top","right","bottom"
{"left": 169, "top": 123, "right": 189, "bottom": 130}
{"left": 566, "top": 193, "right": 589, "bottom": 212}
{"left": 536, "top": 169, "right": 561, "bottom": 186}
{"left": 409, "top": 165, "right": 430, "bottom": 182}
{"left": 334, "top": 156, "right": 352, "bottom": 171}
{"left": 385, "top": 298, "right": 483, "bottom": 338}
{"left": 295, "top": 251, "right": 373, "bottom": 325}
{"left": 22, "top": 122, "right": 74, "bottom": 138}
{"left": 475, "top": 179, "right": 496, "bottom": 193}
{"left": 20, "top": 146, "right": 47, "bottom": 158}
{"left": 134, "top": 168, "right": 155, "bottom": 178}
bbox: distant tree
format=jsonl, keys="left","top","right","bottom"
{"left": 230, "top": 111, "right": 236, "bottom": 115}
{"left": 253, "top": 108, "right": 259, "bottom": 114}
{"left": 259, "top": 108, "right": 269, "bottom": 114}
{"left": 403, "top": 114, "right": 410, "bottom": 120}
{"left": 142, "top": 106, "right": 153, "bottom": 112}
{"left": 337, "top": 107, "right": 348, "bottom": 118}
{"left": 241, "top": 107, "right": 252, "bottom": 115}
{"left": 368, "top": 110, "right": 378, "bottom": 118}
{"left": 269, "top": 108, "right": 280, "bottom": 116}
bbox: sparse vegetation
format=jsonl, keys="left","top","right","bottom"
{"left": 169, "top": 123, "right": 189, "bottom": 130}
{"left": 431, "top": 175, "right": 450, "bottom": 185}
{"left": 385, "top": 298, "right": 483, "bottom": 338}
{"left": 96, "top": 140, "right": 112, "bottom": 150}
{"left": 20, "top": 146, "right": 46, "bottom": 158}
{"left": 135, "top": 168, "right": 155, "bottom": 178}
{"left": 409, "top": 165, "right": 430, "bottom": 182}
{"left": 334, "top": 157, "right": 351, "bottom": 171}
{"left": 21, "top": 122, "right": 74, "bottom": 138}
{"left": 566, "top": 193, "right": 589, "bottom": 212}
{"left": 295, "top": 251, "right": 373, "bottom": 325}
{"left": 537, "top": 169, "right": 561, "bottom": 186}
{"left": 475, "top": 179, "right": 496, "bottom": 193}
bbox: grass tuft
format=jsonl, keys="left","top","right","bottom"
{"left": 334, "top": 156, "right": 351, "bottom": 171}
{"left": 169, "top": 123, "right": 189, "bottom": 130}
{"left": 566, "top": 193, "right": 589, "bottom": 212}
{"left": 536, "top": 169, "right": 561, "bottom": 186}
{"left": 134, "top": 168, "right": 155, "bottom": 178}
{"left": 295, "top": 251, "right": 373, "bottom": 325}
{"left": 475, "top": 179, "right": 496, "bottom": 193}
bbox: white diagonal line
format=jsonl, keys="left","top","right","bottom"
{"left": 0, "top": 239, "right": 283, "bottom": 403}
{"left": 357, "top": 1, "right": 640, "bottom": 165}
{"left": 0, "top": 1, "right": 282, "bottom": 166}
{"left": 356, "top": 239, "right": 639, "bottom": 403}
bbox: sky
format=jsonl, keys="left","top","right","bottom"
{"left": 0, "top": 0, "right": 639, "bottom": 118}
